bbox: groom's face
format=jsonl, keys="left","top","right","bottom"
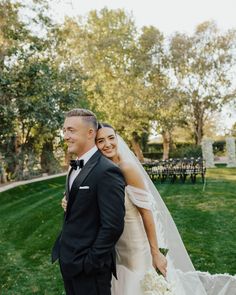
{"left": 63, "top": 116, "right": 92, "bottom": 156}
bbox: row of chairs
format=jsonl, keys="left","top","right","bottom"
{"left": 142, "top": 157, "right": 206, "bottom": 183}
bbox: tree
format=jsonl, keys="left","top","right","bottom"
{"left": 0, "top": 0, "right": 30, "bottom": 180}
{"left": 169, "top": 21, "right": 236, "bottom": 145}
{"left": 136, "top": 26, "right": 185, "bottom": 159}
{"left": 0, "top": 0, "right": 87, "bottom": 179}
{"left": 57, "top": 9, "right": 151, "bottom": 160}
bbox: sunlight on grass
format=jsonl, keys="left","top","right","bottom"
{"left": 0, "top": 168, "right": 235, "bottom": 294}
{"left": 206, "top": 167, "right": 236, "bottom": 181}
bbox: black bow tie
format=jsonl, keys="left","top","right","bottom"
{"left": 70, "top": 159, "right": 84, "bottom": 170}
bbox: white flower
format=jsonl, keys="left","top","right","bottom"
{"left": 140, "top": 268, "right": 175, "bottom": 295}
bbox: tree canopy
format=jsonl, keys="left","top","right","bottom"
{"left": 1, "top": 1, "right": 235, "bottom": 180}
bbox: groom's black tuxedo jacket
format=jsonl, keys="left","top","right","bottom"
{"left": 52, "top": 150, "right": 125, "bottom": 279}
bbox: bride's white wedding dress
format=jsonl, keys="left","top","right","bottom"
{"left": 111, "top": 136, "right": 236, "bottom": 295}
{"left": 111, "top": 185, "right": 208, "bottom": 295}
{"left": 112, "top": 185, "right": 153, "bottom": 295}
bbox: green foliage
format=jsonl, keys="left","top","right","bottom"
{"left": 1, "top": 4, "right": 236, "bottom": 178}
{"left": 58, "top": 9, "right": 151, "bottom": 142}
{"left": 143, "top": 152, "right": 163, "bottom": 160}
{"left": 145, "top": 142, "right": 202, "bottom": 159}
{"left": 1, "top": 49, "right": 86, "bottom": 179}
{"left": 213, "top": 140, "right": 226, "bottom": 156}
{"left": 169, "top": 21, "right": 236, "bottom": 144}
{"left": 84, "top": 9, "right": 148, "bottom": 139}
{"left": 170, "top": 144, "right": 202, "bottom": 158}
{"left": 0, "top": 0, "right": 28, "bottom": 60}
{"left": 0, "top": 1, "right": 88, "bottom": 180}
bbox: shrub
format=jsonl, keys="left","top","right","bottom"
{"left": 213, "top": 141, "right": 226, "bottom": 156}
{"left": 143, "top": 152, "right": 163, "bottom": 160}
{"left": 170, "top": 144, "right": 202, "bottom": 158}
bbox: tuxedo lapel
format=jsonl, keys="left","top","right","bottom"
{"left": 65, "top": 168, "right": 73, "bottom": 200}
{"left": 65, "top": 150, "right": 101, "bottom": 218}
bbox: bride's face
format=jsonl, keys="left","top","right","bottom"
{"left": 96, "top": 127, "right": 118, "bottom": 159}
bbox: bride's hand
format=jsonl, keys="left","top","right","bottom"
{"left": 152, "top": 252, "right": 168, "bottom": 277}
{"left": 61, "top": 194, "right": 67, "bottom": 212}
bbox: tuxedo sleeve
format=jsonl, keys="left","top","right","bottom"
{"left": 83, "top": 165, "right": 125, "bottom": 274}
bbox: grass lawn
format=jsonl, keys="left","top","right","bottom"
{"left": 156, "top": 167, "right": 236, "bottom": 275}
{"left": 0, "top": 167, "right": 235, "bottom": 294}
{"left": 0, "top": 177, "right": 65, "bottom": 295}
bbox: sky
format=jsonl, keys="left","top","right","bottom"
{"left": 51, "top": 0, "right": 236, "bottom": 131}
{"left": 52, "top": 0, "right": 236, "bottom": 35}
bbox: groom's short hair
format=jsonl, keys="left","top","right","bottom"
{"left": 65, "top": 108, "right": 98, "bottom": 130}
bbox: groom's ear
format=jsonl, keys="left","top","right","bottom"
{"left": 88, "top": 127, "right": 96, "bottom": 139}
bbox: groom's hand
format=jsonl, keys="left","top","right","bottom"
{"left": 61, "top": 194, "right": 67, "bottom": 212}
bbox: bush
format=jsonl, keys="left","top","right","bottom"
{"left": 146, "top": 142, "right": 202, "bottom": 159}
{"left": 143, "top": 152, "right": 163, "bottom": 160}
{"left": 213, "top": 141, "right": 226, "bottom": 156}
{"left": 170, "top": 144, "right": 202, "bottom": 158}
{"left": 147, "top": 143, "right": 163, "bottom": 152}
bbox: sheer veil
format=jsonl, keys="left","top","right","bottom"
{"left": 117, "top": 135, "right": 236, "bottom": 295}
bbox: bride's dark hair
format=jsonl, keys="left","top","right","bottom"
{"left": 97, "top": 122, "right": 116, "bottom": 133}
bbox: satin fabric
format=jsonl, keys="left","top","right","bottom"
{"left": 111, "top": 185, "right": 236, "bottom": 295}
{"left": 111, "top": 185, "right": 153, "bottom": 295}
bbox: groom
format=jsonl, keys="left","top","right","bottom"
{"left": 52, "top": 108, "right": 125, "bottom": 295}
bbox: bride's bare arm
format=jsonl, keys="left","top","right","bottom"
{"left": 138, "top": 208, "right": 167, "bottom": 276}
{"left": 120, "top": 162, "right": 167, "bottom": 276}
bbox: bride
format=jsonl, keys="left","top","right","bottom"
{"left": 62, "top": 123, "right": 236, "bottom": 295}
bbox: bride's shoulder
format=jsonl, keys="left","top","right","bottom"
{"left": 119, "top": 161, "right": 141, "bottom": 177}
{"left": 119, "top": 161, "right": 145, "bottom": 189}
{"left": 119, "top": 161, "right": 137, "bottom": 174}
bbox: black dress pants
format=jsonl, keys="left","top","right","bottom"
{"left": 60, "top": 265, "right": 112, "bottom": 295}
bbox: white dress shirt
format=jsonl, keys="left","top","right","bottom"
{"left": 69, "top": 145, "right": 98, "bottom": 190}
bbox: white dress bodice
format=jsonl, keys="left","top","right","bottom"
{"left": 111, "top": 185, "right": 153, "bottom": 295}
{"left": 115, "top": 186, "right": 152, "bottom": 271}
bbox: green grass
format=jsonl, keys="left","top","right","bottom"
{"left": 0, "top": 177, "right": 65, "bottom": 295}
{"left": 156, "top": 167, "right": 236, "bottom": 275}
{"left": 0, "top": 168, "right": 235, "bottom": 294}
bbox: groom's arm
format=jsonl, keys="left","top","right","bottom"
{"left": 83, "top": 165, "right": 125, "bottom": 274}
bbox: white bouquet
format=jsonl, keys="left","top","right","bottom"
{"left": 140, "top": 268, "right": 175, "bottom": 295}
{"left": 140, "top": 248, "right": 174, "bottom": 295}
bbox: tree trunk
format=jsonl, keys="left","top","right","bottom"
{"left": 7, "top": 135, "right": 23, "bottom": 180}
{"left": 131, "top": 132, "right": 144, "bottom": 162}
{"left": 1, "top": 167, "right": 7, "bottom": 183}
{"left": 162, "top": 130, "right": 171, "bottom": 160}
{"left": 0, "top": 154, "right": 7, "bottom": 183}
{"left": 193, "top": 104, "right": 204, "bottom": 145}
{"left": 40, "top": 140, "right": 60, "bottom": 174}
{"left": 194, "top": 119, "right": 204, "bottom": 145}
